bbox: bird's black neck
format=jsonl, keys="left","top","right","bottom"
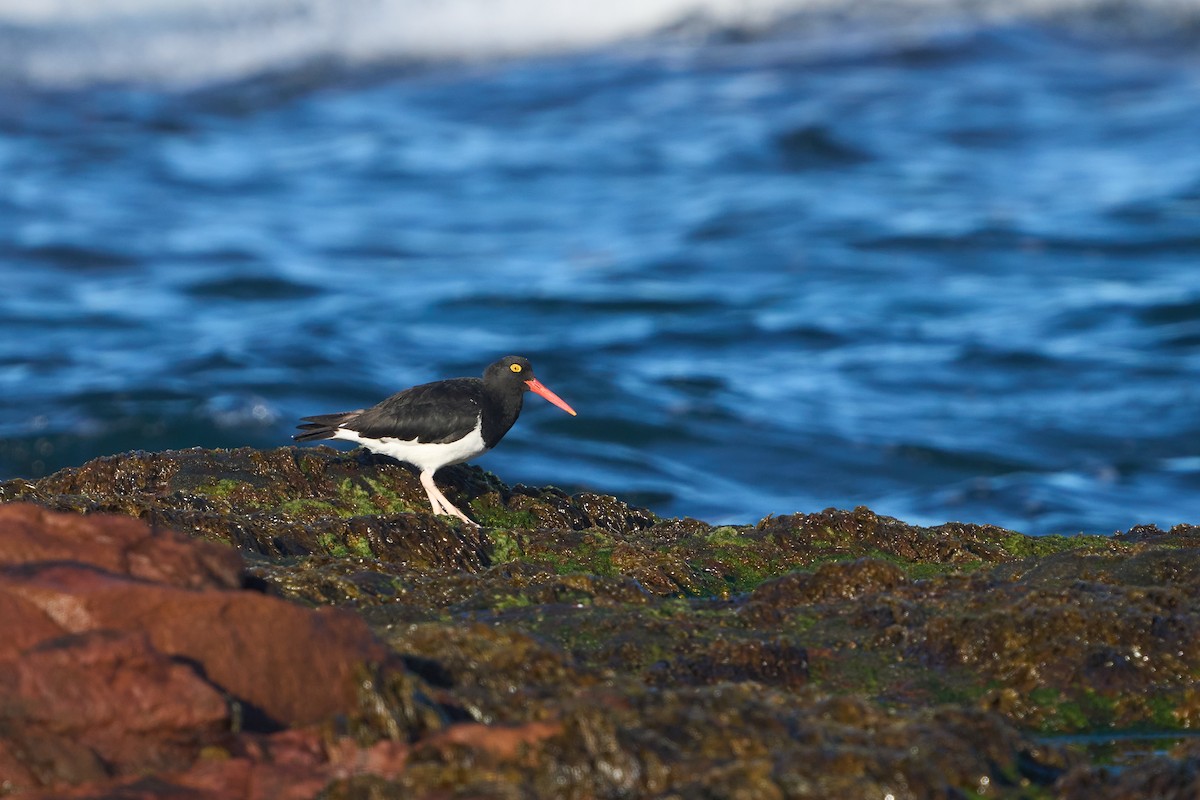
{"left": 479, "top": 380, "right": 525, "bottom": 448}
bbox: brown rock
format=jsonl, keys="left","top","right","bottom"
{"left": 1056, "top": 745, "right": 1200, "bottom": 800}
{"left": 751, "top": 557, "right": 908, "bottom": 607}
{"left": 646, "top": 636, "right": 810, "bottom": 689}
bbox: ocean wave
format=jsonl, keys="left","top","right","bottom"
{"left": 0, "top": 0, "right": 1197, "bottom": 89}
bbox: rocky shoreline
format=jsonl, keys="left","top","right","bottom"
{"left": 2, "top": 446, "right": 1199, "bottom": 798}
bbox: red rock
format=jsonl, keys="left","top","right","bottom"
{"left": 0, "top": 589, "right": 62, "bottom": 660}
{"left": 0, "top": 741, "right": 41, "bottom": 793}
{"left": 16, "top": 730, "right": 413, "bottom": 800}
{"left": 0, "top": 503, "right": 425, "bottom": 795}
{"left": 0, "top": 503, "right": 242, "bottom": 590}
{"left": 162, "top": 737, "right": 333, "bottom": 800}
{"left": 428, "top": 720, "right": 563, "bottom": 761}
{"left": 2, "top": 562, "right": 389, "bottom": 727}
{"left": 0, "top": 630, "right": 229, "bottom": 784}
{"left": 327, "top": 737, "right": 412, "bottom": 781}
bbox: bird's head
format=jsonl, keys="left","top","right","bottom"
{"left": 487, "top": 356, "right": 577, "bottom": 416}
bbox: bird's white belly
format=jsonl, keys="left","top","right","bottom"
{"left": 332, "top": 417, "right": 488, "bottom": 473}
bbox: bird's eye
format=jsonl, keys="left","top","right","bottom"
{"left": 510, "top": 363, "right": 523, "bottom": 373}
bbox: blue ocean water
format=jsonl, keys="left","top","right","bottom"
{"left": 1, "top": 0, "right": 1199, "bottom": 535}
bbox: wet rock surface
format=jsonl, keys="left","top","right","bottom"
{"left": 3, "top": 446, "right": 1200, "bottom": 798}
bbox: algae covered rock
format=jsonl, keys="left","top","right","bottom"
{"left": 4, "top": 447, "right": 1200, "bottom": 798}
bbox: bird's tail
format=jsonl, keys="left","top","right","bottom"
{"left": 293, "top": 411, "right": 360, "bottom": 442}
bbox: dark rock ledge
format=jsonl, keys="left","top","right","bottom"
{"left": 2, "top": 446, "right": 1200, "bottom": 799}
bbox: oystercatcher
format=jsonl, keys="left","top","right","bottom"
{"left": 294, "top": 355, "right": 577, "bottom": 525}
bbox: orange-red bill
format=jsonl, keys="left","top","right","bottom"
{"left": 525, "top": 378, "right": 577, "bottom": 416}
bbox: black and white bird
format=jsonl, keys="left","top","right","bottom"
{"left": 294, "top": 355, "right": 577, "bottom": 525}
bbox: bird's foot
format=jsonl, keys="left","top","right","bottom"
{"left": 428, "top": 497, "right": 479, "bottom": 527}
{"left": 421, "top": 471, "right": 479, "bottom": 526}
{"left": 442, "top": 511, "right": 480, "bottom": 527}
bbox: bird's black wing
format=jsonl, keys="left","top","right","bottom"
{"left": 348, "top": 378, "right": 484, "bottom": 444}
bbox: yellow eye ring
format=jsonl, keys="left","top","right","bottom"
{"left": 510, "top": 363, "right": 523, "bottom": 373}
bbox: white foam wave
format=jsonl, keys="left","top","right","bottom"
{"left": 0, "top": 0, "right": 1195, "bottom": 88}
{"left": 0, "top": 0, "right": 783, "bottom": 87}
